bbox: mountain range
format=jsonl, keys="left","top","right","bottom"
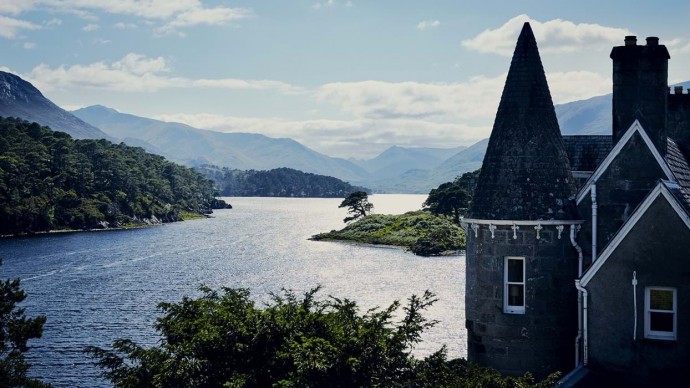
{"left": 0, "top": 70, "right": 655, "bottom": 193}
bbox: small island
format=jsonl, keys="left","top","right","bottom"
{"left": 311, "top": 173, "right": 478, "bottom": 256}
{"left": 311, "top": 210, "right": 466, "bottom": 256}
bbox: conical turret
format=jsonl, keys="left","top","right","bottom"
{"left": 469, "top": 22, "right": 576, "bottom": 220}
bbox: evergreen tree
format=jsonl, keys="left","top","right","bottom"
{"left": 339, "top": 191, "right": 373, "bottom": 223}
{"left": 0, "top": 260, "right": 49, "bottom": 387}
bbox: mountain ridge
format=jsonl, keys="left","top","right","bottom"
{"left": 0, "top": 71, "right": 110, "bottom": 140}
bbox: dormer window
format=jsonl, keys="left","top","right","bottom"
{"left": 504, "top": 256, "right": 525, "bottom": 314}
{"left": 645, "top": 287, "right": 676, "bottom": 340}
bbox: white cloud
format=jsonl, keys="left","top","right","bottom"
{"left": 546, "top": 71, "right": 611, "bottom": 103}
{"left": 0, "top": 1, "right": 37, "bottom": 15}
{"left": 317, "top": 77, "right": 505, "bottom": 122}
{"left": 16, "top": 53, "right": 301, "bottom": 94}
{"left": 153, "top": 113, "right": 487, "bottom": 158}
{"left": 45, "top": 18, "right": 62, "bottom": 27}
{"left": 0, "top": 1, "right": 253, "bottom": 36}
{"left": 0, "top": 15, "right": 40, "bottom": 39}
{"left": 114, "top": 21, "right": 136, "bottom": 29}
{"left": 82, "top": 23, "right": 100, "bottom": 31}
{"left": 313, "top": 0, "right": 338, "bottom": 10}
{"left": 417, "top": 20, "right": 440, "bottom": 31}
{"left": 23, "top": 41, "right": 35, "bottom": 49}
{"left": 316, "top": 70, "right": 610, "bottom": 124}
{"left": 462, "top": 14, "right": 633, "bottom": 56}
{"left": 92, "top": 38, "right": 111, "bottom": 45}
{"left": 155, "top": 7, "right": 252, "bottom": 35}
{"left": 666, "top": 38, "right": 690, "bottom": 54}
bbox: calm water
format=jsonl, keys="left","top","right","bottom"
{"left": 0, "top": 194, "right": 466, "bottom": 387}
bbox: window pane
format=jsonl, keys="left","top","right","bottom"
{"left": 507, "top": 259, "right": 523, "bottom": 282}
{"left": 508, "top": 284, "right": 524, "bottom": 307}
{"left": 650, "top": 312, "right": 674, "bottom": 332}
{"left": 650, "top": 289, "right": 673, "bottom": 311}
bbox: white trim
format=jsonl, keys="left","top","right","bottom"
{"left": 576, "top": 120, "right": 675, "bottom": 204}
{"left": 504, "top": 256, "right": 526, "bottom": 314}
{"left": 644, "top": 286, "right": 677, "bottom": 341}
{"left": 461, "top": 218, "right": 583, "bottom": 226}
{"left": 581, "top": 181, "right": 690, "bottom": 286}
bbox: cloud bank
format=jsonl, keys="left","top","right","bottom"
{"left": 0, "top": 0, "right": 253, "bottom": 37}
{"left": 462, "top": 14, "right": 633, "bottom": 56}
{"left": 16, "top": 53, "right": 300, "bottom": 94}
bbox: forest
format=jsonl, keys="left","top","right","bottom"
{"left": 0, "top": 117, "right": 226, "bottom": 235}
{"left": 197, "top": 165, "right": 369, "bottom": 197}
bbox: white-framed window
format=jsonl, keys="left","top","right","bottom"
{"left": 504, "top": 256, "right": 525, "bottom": 314}
{"left": 645, "top": 287, "right": 677, "bottom": 340}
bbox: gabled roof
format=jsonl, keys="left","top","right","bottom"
{"left": 580, "top": 180, "right": 690, "bottom": 286}
{"left": 469, "top": 22, "right": 576, "bottom": 221}
{"left": 575, "top": 120, "right": 675, "bottom": 204}
{"left": 562, "top": 135, "right": 612, "bottom": 172}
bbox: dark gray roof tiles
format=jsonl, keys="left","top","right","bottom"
{"left": 666, "top": 138, "right": 690, "bottom": 211}
{"left": 469, "top": 22, "right": 577, "bottom": 220}
{"left": 562, "top": 135, "right": 612, "bottom": 172}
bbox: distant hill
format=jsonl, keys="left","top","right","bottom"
{"left": 554, "top": 81, "right": 690, "bottom": 135}
{"left": 555, "top": 94, "right": 611, "bottom": 135}
{"left": 197, "top": 166, "right": 369, "bottom": 197}
{"left": 0, "top": 71, "right": 110, "bottom": 140}
{"left": 356, "top": 139, "right": 487, "bottom": 194}
{"left": 350, "top": 145, "right": 466, "bottom": 180}
{"left": 73, "top": 105, "right": 370, "bottom": 183}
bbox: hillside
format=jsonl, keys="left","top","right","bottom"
{"left": 197, "top": 165, "right": 369, "bottom": 197}
{"left": 0, "top": 71, "right": 110, "bottom": 140}
{"left": 72, "top": 105, "right": 370, "bottom": 183}
{"left": 0, "top": 117, "right": 226, "bottom": 235}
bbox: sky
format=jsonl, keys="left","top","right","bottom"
{"left": 2, "top": 0, "right": 690, "bottom": 159}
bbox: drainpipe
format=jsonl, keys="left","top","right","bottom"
{"left": 571, "top": 225, "right": 584, "bottom": 367}
{"left": 632, "top": 271, "right": 638, "bottom": 341}
{"left": 590, "top": 182, "right": 598, "bottom": 263}
{"left": 575, "top": 279, "right": 589, "bottom": 366}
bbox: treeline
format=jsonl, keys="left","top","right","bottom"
{"left": 197, "top": 165, "right": 370, "bottom": 198}
{"left": 0, "top": 117, "right": 226, "bottom": 235}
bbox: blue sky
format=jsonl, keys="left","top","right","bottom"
{"left": 2, "top": 0, "right": 690, "bottom": 158}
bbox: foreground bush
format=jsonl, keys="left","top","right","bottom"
{"left": 87, "top": 286, "right": 558, "bottom": 387}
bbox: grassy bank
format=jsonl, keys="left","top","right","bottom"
{"left": 311, "top": 210, "right": 465, "bottom": 256}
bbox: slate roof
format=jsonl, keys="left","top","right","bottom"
{"left": 562, "top": 135, "right": 612, "bottom": 172}
{"left": 666, "top": 138, "right": 690, "bottom": 212}
{"left": 469, "top": 22, "right": 577, "bottom": 221}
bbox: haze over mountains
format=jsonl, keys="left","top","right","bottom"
{"left": 0, "top": 69, "right": 657, "bottom": 193}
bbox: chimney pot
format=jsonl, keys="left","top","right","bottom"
{"left": 625, "top": 36, "right": 637, "bottom": 46}
{"left": 675, "top": 86, "right": 683, "bottom": 95}
{"left": 646, "top": 37, "right": 659, "bottom": 46}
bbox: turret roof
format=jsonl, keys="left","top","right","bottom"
{"left": 469, "top": 22, "right": 577, "bottom": 220}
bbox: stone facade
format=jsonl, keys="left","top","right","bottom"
{"left": 465, "top": 226, "right": 578, "bottom": 377}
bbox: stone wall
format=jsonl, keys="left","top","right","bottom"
{"left": 465, "top": 225, "right": 578, "bottom": 377}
